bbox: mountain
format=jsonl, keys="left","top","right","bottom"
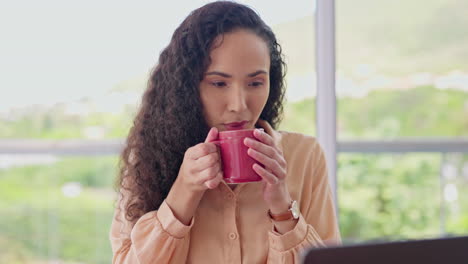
{"left": 272, "top": 0, "right": 468, "bottom": 76}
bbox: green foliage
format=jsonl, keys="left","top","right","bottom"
{"left": 340, "top": 86, "right": 468, "bottom": 138}
{"left": 279, "top": 98, "right": 315, "bottom": 135}
{"left": 0, "top": 157, "right": 117, "bottom": 264}
{"left": 0, "top": 105, "right": 134, "bottom": 139}
{"left": 279, "top": 86, "right": 468, "bottom": 138}
{"left": 338, "top": 153, "right": 444, "bottom": 242}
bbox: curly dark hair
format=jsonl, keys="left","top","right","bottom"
{"left": 116, "top": 1, "right": 287, "bottom": 224}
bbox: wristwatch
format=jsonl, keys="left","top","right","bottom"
{"left": 268, "top": 200, "right": 300, "bottom": 221}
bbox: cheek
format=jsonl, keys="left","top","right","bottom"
{"left": 250, "top": 88, "right": 270, "bottom": 112}
{"left": 200, "top": 89, "right": 222, "bottom": 119}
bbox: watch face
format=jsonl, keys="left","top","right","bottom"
{"left": 291, "top": 200, "right": 300, "bottom": 219}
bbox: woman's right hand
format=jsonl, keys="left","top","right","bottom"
{"left": 177, "top": 127, "right": 224, "bottom": 193}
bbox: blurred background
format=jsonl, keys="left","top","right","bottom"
{"left": 1, "top": 0, "right": 467, "bottom": 263}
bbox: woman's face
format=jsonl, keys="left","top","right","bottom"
{"left": 199, "top": 29, "right": 270, "bottom": 132}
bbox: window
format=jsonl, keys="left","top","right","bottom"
{"left": 336, "top": 0, "right": 468, "bottom": 242}
{"left": 0, "top": 1, "right": 318, "bottom": 262}
{"left": 1, "top": 1, "right": 467, "bottom": 262}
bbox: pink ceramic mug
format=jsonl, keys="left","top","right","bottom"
{"left": 213, "top": 129, "right": 263, "bottom": 184}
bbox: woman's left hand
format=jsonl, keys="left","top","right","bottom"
{"left": 244, "top": 119, "right": 292, "bottom": 214}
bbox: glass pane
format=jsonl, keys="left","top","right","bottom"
{"left": 442, "top": 153, "right": 468, "bottom": 235}
{"left": 336, "top": 0, "right": 468, "bottom": 140}
{"left": 0, "top": 0, "right": 317, "bottom": 139}
{"left": 0, "top": 1, "right": 317, "bottom": 262}
{"left": 0, "top": 155, "right": 117, "bottom": 263}
{"left": 338, "top": 153, "right": 468, "bottom": 244}
{"left": 273, "top": 8, "right": 316, "bottom": 135}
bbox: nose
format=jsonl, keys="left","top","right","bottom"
{"left": 227, "top": 85, "right": 248, "bottom": 113}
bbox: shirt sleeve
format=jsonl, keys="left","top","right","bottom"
{"left": 110, "top": 199, "right": 194, "bottom": 264}
{"left": 266, "top": 138, "right": 342, "bottom": 263}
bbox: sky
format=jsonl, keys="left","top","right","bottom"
{"left": 0, "top": 0, "right": 316, "bottom": 112}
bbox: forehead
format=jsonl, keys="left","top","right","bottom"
{"left": 207, "top": 29, "right": 270, "bottom": 72}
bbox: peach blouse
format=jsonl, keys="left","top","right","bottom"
{"left": 110, "top": 131, "right": 341, "bottom": 263}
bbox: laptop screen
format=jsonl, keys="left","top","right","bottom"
{"left": 302, "top": 236, "right": 468, "bottom": 264}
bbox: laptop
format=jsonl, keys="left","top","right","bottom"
{"left": 302, "top": 236, "right": 468, "bottom": 264}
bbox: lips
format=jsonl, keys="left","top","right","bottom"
{"left": 224, "top": 120, "right": 249, "bottom": 130}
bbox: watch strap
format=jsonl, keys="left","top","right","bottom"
{"left": 268, "top": 200, "right": 297, "bottom": 221}
{"left": 268, "top": 209, "right": 294, "bottom": 221}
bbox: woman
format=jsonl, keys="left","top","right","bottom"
{"left": 110, "top": 1, "right": 341, "bottom": 263}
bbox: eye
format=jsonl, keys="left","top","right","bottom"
{"left": 249, "top": 81, "right": 264, "bottom": 87}
{"left": 211, "top": 81, "right": 227, "bottom": 88}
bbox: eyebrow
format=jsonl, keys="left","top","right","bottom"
{"left": 205, "top": 70, "right": 267, "bottom": 78}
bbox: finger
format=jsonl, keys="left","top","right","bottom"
{"left": 188, "top": 142, "right": 217, "bottom": 160}
{"left": 253, "top": 163, "right": 278, "bottom": 185}
{"left": 247, "top": 148, "right": 285, "bottom": 178}
{"left": 197, "top": 162, "right": 222, "bottom": 183}
{"left": 253, "top": 128, "right": 275, "bottom": 147}
{"left": 204, "top": 171, "right": 223, "bottom": 189}
{"left": 255, "top": 119, "right": 283, "bottom": 153}
{"left": 204, "top": 127, "right": 219, "bottom": 143}
{"left": 195, "top": 151, "right": 220, "bottom": 171}
{"left": 256, "top": 119, "right": 275, "bottom": 136}
{"left": 244, "top": 137, "right": 276, "bottom": 159}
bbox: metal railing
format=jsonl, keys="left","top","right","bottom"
{"left": 1, "top": 138, "right": 467, "bottom": 155}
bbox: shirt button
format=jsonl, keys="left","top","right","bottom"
{"left": 229, "top": 233, "right": 237, "bottom": 240}
{"left": 227, "top": 194, "right": 234, "bottom": 199}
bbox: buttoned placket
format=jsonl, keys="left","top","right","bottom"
{"left": 221, "top": 183, "right": 245, "bottom": 264}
